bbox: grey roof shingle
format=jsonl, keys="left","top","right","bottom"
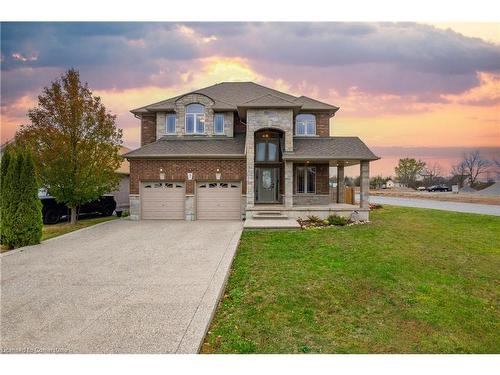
{"left": 131, "top": 82, "right": 339, "bottom": 114}
{"left": 285, "top": 137, "right": 379, "bottom": 161}
{"left": 124, "top": 134, "right": 246, "bottom": 159}
{"left": 125, "top": 134, "right": 378, "bottom": 161}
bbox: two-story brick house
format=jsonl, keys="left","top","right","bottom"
{"left": 125, "top": 82, "right": 378, "bottom": 225}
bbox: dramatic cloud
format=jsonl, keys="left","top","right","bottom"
{"left": 1, "top": 22, "right": 499, "bottom": 156}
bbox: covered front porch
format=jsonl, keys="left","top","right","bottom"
{"left": 245, "top": 158, "right": 372, "bottom": 224}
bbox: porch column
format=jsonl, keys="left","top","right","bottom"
{"left": 284, "top": 161, "right": 293, "bottom": 208}
{"left": 246, "top": 131, "right": 255, "bottom": 208}
{"left": 360, "top": 160, "right": 370, "bottom": 209}
{"left": 336, "top": 164, "right": 345, "bottom": 203}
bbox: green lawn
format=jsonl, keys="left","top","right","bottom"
{"left": 42, "top": 216, "right": 118, "bottom": 241}
{"left": 1, "top": 215, "right": 118, "bottom": 253}
{"left": 202, "top": 206, "right": 500, "bottom": 353}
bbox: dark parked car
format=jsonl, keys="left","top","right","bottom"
{"left": 41, "top": 195, "right": 117, "bottom": 224}
{"left": 427, "top": 185, "right": 451, "bottom": 192}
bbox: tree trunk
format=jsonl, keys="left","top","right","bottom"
{"left": 70, "top": 206, "right": 77, "bottom": 224}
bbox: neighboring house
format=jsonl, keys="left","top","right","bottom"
{"left": 385, "top": 179, "right": 395, "bottom": 189}
{"left": 111, "top": 146, "right": 131, "bottom": 212}
{"left": 125, "top": 82, "right": 378, "bottom": 222}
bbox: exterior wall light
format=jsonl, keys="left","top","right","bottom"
{"left": 215, "top": 168, "right": 221, "bottom": 180}
{"left": 159, "top": 168, "right": 166, "bottom": 180}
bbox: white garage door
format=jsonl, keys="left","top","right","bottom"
{"left": 141, "top": 182, "right": 185, "bottom": 220}
{"left": 197, "top": 182, "right": 241, "bottom": 220}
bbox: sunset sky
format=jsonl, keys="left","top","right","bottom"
{"left": 1, "top": 22, "right": 499, "bottom": 177}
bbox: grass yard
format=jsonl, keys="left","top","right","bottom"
{"left": 1, "top": 215, "right": 117, "bottom": 253}
{"left": 202, "top": 206, "right": 500, "bottom": 353}
{"left": 41, "top": 215, "right": 118, "bottom": 241}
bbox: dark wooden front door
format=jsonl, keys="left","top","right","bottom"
{"left": 255, "top": 167, "right": 279, "bottom": 203}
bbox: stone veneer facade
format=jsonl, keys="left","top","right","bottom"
{"left": 131, "top": 99, "right": 371, "bottom": 221}
{"left": 245, "top": 108, "right": 294, "bottom": 208}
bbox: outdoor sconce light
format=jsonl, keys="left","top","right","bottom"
{"left": 187, "top": 172, "right": 193, "bottom": 180}
{"left": 159, "top": 168, "right": 165, "bottom": 180}
{"left": 215, "top": 168, "right": 221, "bottom": 180}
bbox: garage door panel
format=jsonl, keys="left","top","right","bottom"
{"left": 197, "top": 182, "right": 241, "bottom": 220}
{"left": 141, "top": 182, "right": 185, "bottom": 220}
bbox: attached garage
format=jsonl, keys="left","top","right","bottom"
{"left": 197, "top": 182, "right": 242, "bottom": 220}
{"left": 141, "top": 182, "right": 185, "bottom": 219}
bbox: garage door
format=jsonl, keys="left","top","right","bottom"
{"left": 197, "top": 182, "right": 241, "bottom": 220}
{"left": 141, "top": 182, "right": 185, "bottom": 219}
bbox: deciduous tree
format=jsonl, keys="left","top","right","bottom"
{"left": 394, "top": 158, "right": 426, "bottom": 188}
{"left": 461, "top": 151, "right": 490, "bottom": 187}
{"left": 16, "top": 69, "right": 122, "bottom": 224}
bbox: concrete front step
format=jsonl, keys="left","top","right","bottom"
{"left": 253, "top": 214, "right": 289, "bottom": 220}
{"left": 252, "top": 211, "right": 289, "bottom": 220}
{"left": 243, "top": 218, "right": 301, "bottom": 230}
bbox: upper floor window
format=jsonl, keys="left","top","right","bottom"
{"left": 296, "top": 114, "right": 316, "bottom": 136}
{"left": 185, "top": 103, "right": 205, "bottom": 134}
{"left": 166, "top": 114, "right": 176, "bottom": 134}
{"left": 255, "top": 131, "right": 280, "bottom": 162}
{"left": 214, "top": 113, "right": 225, "bottom": 134}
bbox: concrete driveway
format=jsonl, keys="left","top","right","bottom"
{"left": 1, "top": 219, "right": 242, "bottom": 353}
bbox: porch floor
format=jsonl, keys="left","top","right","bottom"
{"left": 247, "top": 203, "right": 366, "bottom": 211}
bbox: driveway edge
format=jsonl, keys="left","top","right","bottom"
{"left": 175, "top": 225, "right": 242, "bottom": 354}
{"left": 0, "top": 218, "right": 121, "bottom": 258}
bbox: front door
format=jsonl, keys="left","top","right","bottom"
{"left": 256, "top": 167, "right": 279, "bottom": 203}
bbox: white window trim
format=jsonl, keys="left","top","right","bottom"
{"left": 214, "top": 113, "right": 225, "bottom": 135}
{"left": 165, "top": 114, "right": 177, "bottom": 134}
{"left": 296, "top": 166, "right": 316, "bottom": 194}
{"left": 295, "top": 114, "right": 316, "bottom": 136}
{"left": 185, "top": 104, "right": 205, "bottom": 135}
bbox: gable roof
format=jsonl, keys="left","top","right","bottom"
{"left": 131, "top": 82, "right": 339, "bottom": 114}
{"left": 240, "top": 94, "right": 301, "bottom": 108}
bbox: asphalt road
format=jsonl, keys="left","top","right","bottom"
{"left": 366, "top": 195, "right": 500, "bottom": 216}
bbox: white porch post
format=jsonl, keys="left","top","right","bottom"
{"left": 284, "top": 161, "right": 293, "bottom": 208}
{"left": 360, "top": 160, "right": 370, "bottom": 209}
{"left": 337, "top": 164, "right": 345, "bottom": 203}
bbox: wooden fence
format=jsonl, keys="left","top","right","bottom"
{"left": 330, "top": 187, "right": 356, "bottom": 204}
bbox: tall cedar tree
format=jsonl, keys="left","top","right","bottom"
{"left": 1, "top": 150, "right": 22, "bottom": 246}
{"left": 17, "top": 69, "right": 122, "bottom": 223}
{"left": 0, "top": 146, "right": 13, "bottom": 242}
{"left": 1, "top": 150, "right": 43, "bottom": 248}
{"left": 15, "top": 151, "right": 43, "bottom": 247}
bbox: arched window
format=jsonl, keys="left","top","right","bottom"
{"left": 255, "top": 131, "right": 280, "bottom": 162}
{"left": 185, "top": 103, "right": 205, "bottom": 134}
{"left": 295, "top": 114, "right": 316, "bottom": 136}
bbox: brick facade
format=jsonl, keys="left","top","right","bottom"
{"left": 315, "top": 112, "right": 331, "bottom": 137}
{"left": 293, "top": 111, "right": 331, "bottom": 137}
{"left": 141, "top": 114, "right": 156, "bottom": 146}
{"left": 130, "top": 159, "right": 247, "bottom": 195}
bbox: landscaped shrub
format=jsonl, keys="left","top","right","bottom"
{"left": 326, "top": 214, "right": 348, "bottom": 226}
{"left": 306, "top": 215, "right": 323, "bottom": 225}
{"left": 369, "top": 203, "right": 383, "bottom": 210}
{"left": 1, "top": 150, "right": 43, "bottom": 249}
